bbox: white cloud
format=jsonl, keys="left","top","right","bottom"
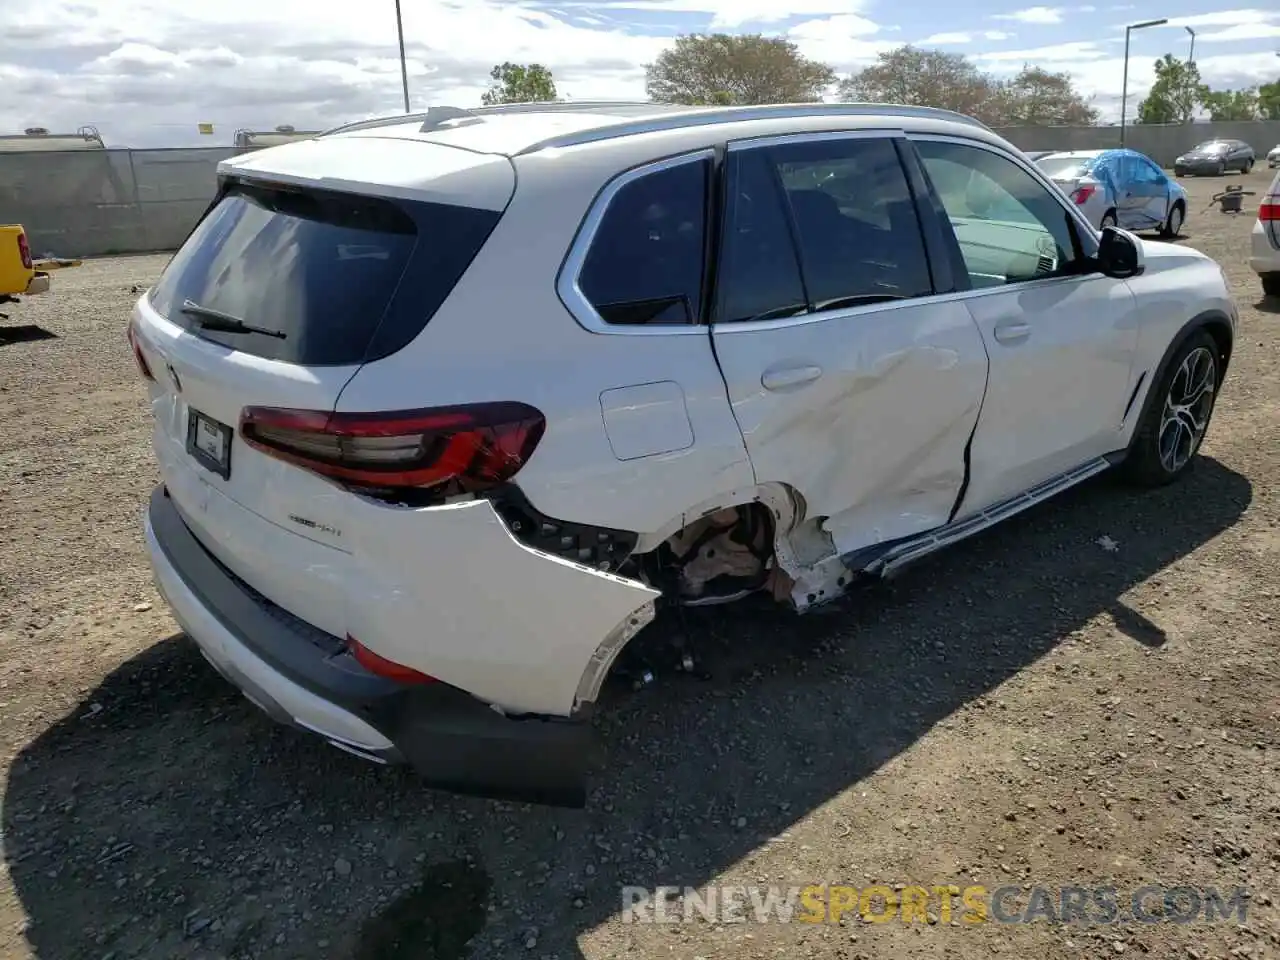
{"left": 1, "top": 0, "right": 1277, "bottom": 148}
{"left": 992, "top": 6, "right": 1065, "bottom": 24}
{"left": 1195, "top": 22, "right": 1280, "bottom": 41}
{"left": 788, "top": 14, "right": 881, "bottom": 39}
{"left": 976, "top": 40, "right": 1107, "bottom": 62}
{"left": 920, "top": 32, "right": 974, "bottom": 44}
{"left": 590, "top": 0, "right": 869, "bottom": 29}
{"left": 1166, "top": 8, "right": 1277, "bottom": 28}
{"left": 917, "top": 29, "right": 1012, "bottom": 44}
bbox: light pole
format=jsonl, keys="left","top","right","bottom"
{"left": 1185, "top": 26, "right": 1196, "bottom": 65}
{"left": 395, "top": 0, "right": 410, "bottom": 113}
{"left": 1120, "top": 17, "right": 1168, "bottom": 147}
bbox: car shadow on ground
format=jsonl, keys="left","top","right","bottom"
{"left": 1254, "top": 296, "right": 1280, "bottom": 315}
{"left": 2, "top": 458, "right": 1252, "bottom": 960}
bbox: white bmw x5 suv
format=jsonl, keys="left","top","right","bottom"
{"left": 131, "top": 101, "right": 1237, "bottom": 806}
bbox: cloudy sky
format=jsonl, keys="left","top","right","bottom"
{"left": 1, "top": 0, "right": 1277, "bottom": 147}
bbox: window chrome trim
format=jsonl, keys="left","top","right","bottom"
{"left": 711, "top": 272, "right": 1104, "bottom": 336}
{"left": 556, "top": 148, "right": 716, "bottom": 337}
{"left": 907, "top": 132, "right": 1101, "bottom": 256}
{"left": 725, "top": 127, "right": 908, "bottom": 152}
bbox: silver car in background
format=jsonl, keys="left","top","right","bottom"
{"left": 1267, "top": 144, "right": 1280, "bottom": 169}
{"left": 1036, "top": 148, "right": 1188, "bottom": 237}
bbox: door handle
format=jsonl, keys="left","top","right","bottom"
{"left": 761, "top": 364, "right": 822, "bottom": 391}
{"left": 993, "top": 321, "right": 1030, "bottom": 345}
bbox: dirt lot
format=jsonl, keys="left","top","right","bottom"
{"left": 2, "top": 169, "right": 1278, "bottom": 960}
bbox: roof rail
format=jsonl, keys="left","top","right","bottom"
{"left": 469, "top": 100, "right": 687, "bottom": 116}
{"left": 514, "top": 101, "right": 993, "bottom": 156}
{"left": 318, "top": 100, "right": 690, "bottom": 138}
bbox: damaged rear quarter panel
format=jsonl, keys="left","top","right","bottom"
{"left": 343, "top": 495, "right": 659, "bottom": 717}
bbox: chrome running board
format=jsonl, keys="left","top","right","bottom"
{"left": 856, "top": 456, "right": 1113, "bottom": 579}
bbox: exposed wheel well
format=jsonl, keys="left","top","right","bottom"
{"left": 1201, "top": 316, "right": 1233, "bottom": 378}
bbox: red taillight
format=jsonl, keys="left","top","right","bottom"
{"left": 127, "top": 319, "right": 155, "bottom": 381}
{"left": 1260, "top": 201, "right": 1280, "bottom": 221}
{"left": 239, "top": 402, "right": 546, "bottom": 493}
{"left": 1071, "top": 185, "right": 1095, "bottom": 205}
{"left": 16, "top": 232, "right": 32, "bottom": 270}
{"left": 346, "top": 635, "right": 438, "bottom": 684}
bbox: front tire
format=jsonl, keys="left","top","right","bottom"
{"left": 1160, "top": 202, "right": 1184, "bottom": 239}
{"left": 1120, "top": 330, "right": 1219, "bottom": 487}
{"left": 1242, "top": 159, "right": 1253, "bottom": 174}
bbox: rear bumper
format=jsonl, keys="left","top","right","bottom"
{"left": 23, "top": 273, "right": 49, "bottom": 296}
{"left": 1251, "top": 222, "right": 1280, "bottom": 277}
{"left": 145, "top": 484, "right": 596, "bottom": 806}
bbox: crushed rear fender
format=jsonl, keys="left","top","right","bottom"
{"left": 343, "top": 496, "right": 661, "bottom": 718}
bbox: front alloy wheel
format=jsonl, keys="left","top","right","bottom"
{"left": 1157, "top": 346, "right": 1216, "bottom": 473}
{"left": 1121, "top": 330, "right": 1219, "bottom": 486}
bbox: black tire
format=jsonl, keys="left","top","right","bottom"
{"left": 1174, "top": 168, "right": 1185, "bottom": 178}
{"left": 1262, "top": 274, "right": 1280, "bottom": 298}
{"left": 1120, "top": 330, "right": 1220, "bottom": 487}
{"left": 1100, "top": 210, "right": 1118, "bottom": 229}
{"left": 1159, "top": 201, "right": 1184, "bottom": 239}
{"left": 1242, "top": 159, "right": 1253, "bottom": 174}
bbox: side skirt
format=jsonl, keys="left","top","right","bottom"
{"left": 857, "top": 455, "right": 1115, "bottom": 580}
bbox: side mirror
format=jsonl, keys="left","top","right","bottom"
{"left": 1096, "top": 226, "right": 1145, "bottom": 279}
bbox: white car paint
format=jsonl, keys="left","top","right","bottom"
{"left": 131, "top": 102, "right": 1237, "bottom": 793}
{"left": 1249, "top": 169, "right": 1280, "bottom": 291}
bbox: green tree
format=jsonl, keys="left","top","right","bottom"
{"left": 837, "top": 48, "right": 1095, "bottom": 127}
{"left": 1136, "top": 54, "right": 1201, "bottom": 124}
{"left": 1256, "top": 79, "right": 1280, "bottom": 120}
{"left": 481, "top": 62, "right": 558, "bottom": 106}
{"left": 645, "top": 34, "right": 835, "bottom": 105}
{"left": 1199, "top": 87, "right": 1258, "bottom": 121}
{"left": 997, "top": 64, "right": 1099, "bottom": 125}
{"left": 838, "top": 47, "right": 1002, "bottom": 123}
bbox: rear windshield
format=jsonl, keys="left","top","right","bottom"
{"left": 148, "top": 179, "right": 501, "bottom": 365}
{"left": 1036, "top": 156, "right": 1096, "bottom": 179}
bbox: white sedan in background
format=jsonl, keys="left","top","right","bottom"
{"left": 1036, "top": 148, "right": 1188, "bottom": 237}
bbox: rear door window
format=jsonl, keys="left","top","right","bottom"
{"left": 577, "top": 156, "right": 709, "bottom": 326}
{"left": 148, "top": 180, "right": 501, "bottom": 365}
{"left": 717, "top": 136, "right": 933, "bottom": 321}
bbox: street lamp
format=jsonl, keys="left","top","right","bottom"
{"left": 1185, "top": 26, "right": 1196, "bottom": 65}
{"left": 395, "top": 0, "right": 410, "bottom": 113}
{"left": 1120, "top": 18, "right": 1168, "bottom": 147}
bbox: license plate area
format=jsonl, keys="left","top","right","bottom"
{"left": 187, "top": 409, "right": 233, "bottom": 479}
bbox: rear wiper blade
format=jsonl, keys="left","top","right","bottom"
{"left": 181, "top": 300, "right": 287, "bottom": 339}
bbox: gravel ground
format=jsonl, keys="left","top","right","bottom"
{"left": 2, "top": 170, "right": 1278, "bottom": 960}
